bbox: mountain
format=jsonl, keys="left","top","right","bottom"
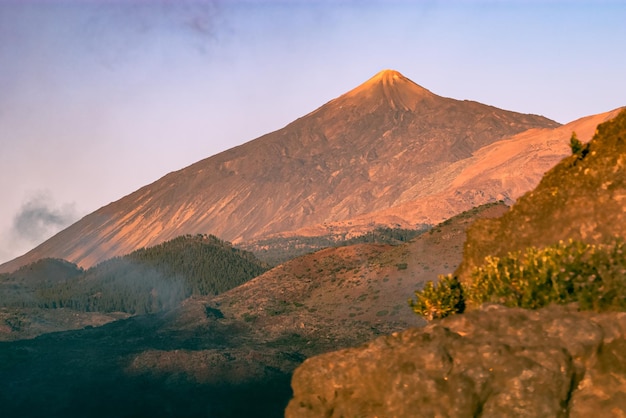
{"left": 295, "top": 107, "right": 620, "bottom": 237}
{"left": 0, "top": 69, "right": 560, "bottom": 272}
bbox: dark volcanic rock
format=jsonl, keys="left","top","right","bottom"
{"left": 286, "top": 304, "right": 626, "bottom": 418}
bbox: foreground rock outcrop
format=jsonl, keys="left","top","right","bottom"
{"left": 286, "top": 304, "right": 626, "bottom": 417}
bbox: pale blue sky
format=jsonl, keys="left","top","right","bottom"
{"left": 1, "top": 0, "right": 625, "bottom": 264}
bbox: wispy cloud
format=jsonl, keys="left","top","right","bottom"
{"left": 11, "top": 191, "right": 78, "bottom": 244}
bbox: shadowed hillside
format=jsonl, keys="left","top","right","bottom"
{"left": 0, "top": 203, "right": 505, "bottom": 417}
{"left": 0, "top": 235, "right": 268, "bottom": 340}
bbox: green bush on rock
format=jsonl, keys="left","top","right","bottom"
{"left": 411, "top": 238, "right": 626, "bottom": 320}
{"left": 569, "top": 131, "right": 585, "bottom": 156}
{"left": 409, "top": 275, "right": 465, "bottom": 320}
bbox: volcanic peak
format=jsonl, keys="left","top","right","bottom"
{"left": 341, "top": 69, "right": 435, "bottom": 111}
{"left": 359, "top": 69, "right": 428, "bottom": 90}
{"left": 370, "top": 69, "right": 404, "bottom": 83}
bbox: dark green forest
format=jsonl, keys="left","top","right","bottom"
{"left": 0, "top": 235, "right": 269, "bottom": 315}
{"left": 239, "top": 225, "right": 431, "bottom": 266}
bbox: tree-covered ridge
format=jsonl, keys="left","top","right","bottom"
{"left": 0, "top": 257, "right": 83, "bottom": 284}
{"left": 1, "top": 234, "right": 269, "bottom": 314}
{"left": 118, "top": 233, "right": 269, "bottom": 295}
{"left": 239, "top": 225, "right": 431, "bottom": 266}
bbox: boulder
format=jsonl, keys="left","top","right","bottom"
{"left": 286, "top": 304, "right": 626, "bottom": 417}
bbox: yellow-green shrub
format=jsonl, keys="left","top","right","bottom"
{"left": 411, "top": 238, "right": 626, "bottom": 320}
{"left": 409, "top": 275, "right": 464, "bottom": 320}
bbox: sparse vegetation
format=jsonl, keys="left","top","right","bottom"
{"left": 268, "top": 300, "right": 292, "bottom": 316}
{"left": 569, "top": 131, "right": 584, "bottom": 156}
{"left": 411, "top": 238, "right": 626, "bottom": 320}
{"left": 409, "top": 275, "right": 464, "bottom": 320}
{"left": 468, "top": 238, "right": 626, "bottom": 311}
{"left": 242, "top": 312, "right": 258, "bottom": 322}
{"left": 238, "top": 225, "right": 431, "bottom": 266}
{"left": 458, "top": 110, "right": 626, "bottom": 281}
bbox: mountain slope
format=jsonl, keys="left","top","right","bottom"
{"left": 1, "top": 69, "right": 558, "bottom": 272}
{"left": 205, "top": 202, "right": 508, "bottom": 343}
{"left": 281, "top": 108, "right": 620, "bottom": 237}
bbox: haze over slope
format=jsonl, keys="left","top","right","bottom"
{"left": 1, "top": 70, "right": 560, "bottom": 271}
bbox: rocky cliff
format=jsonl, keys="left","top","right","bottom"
{"left": 287, "top": 304, "right": 626, "bottom": 417}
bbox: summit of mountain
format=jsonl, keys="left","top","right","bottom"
{"left": 1, "top": 70, "right": 561, "bottom": 272}
{"left": 336, "top": 69, "right": 436, "bottom": 111}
